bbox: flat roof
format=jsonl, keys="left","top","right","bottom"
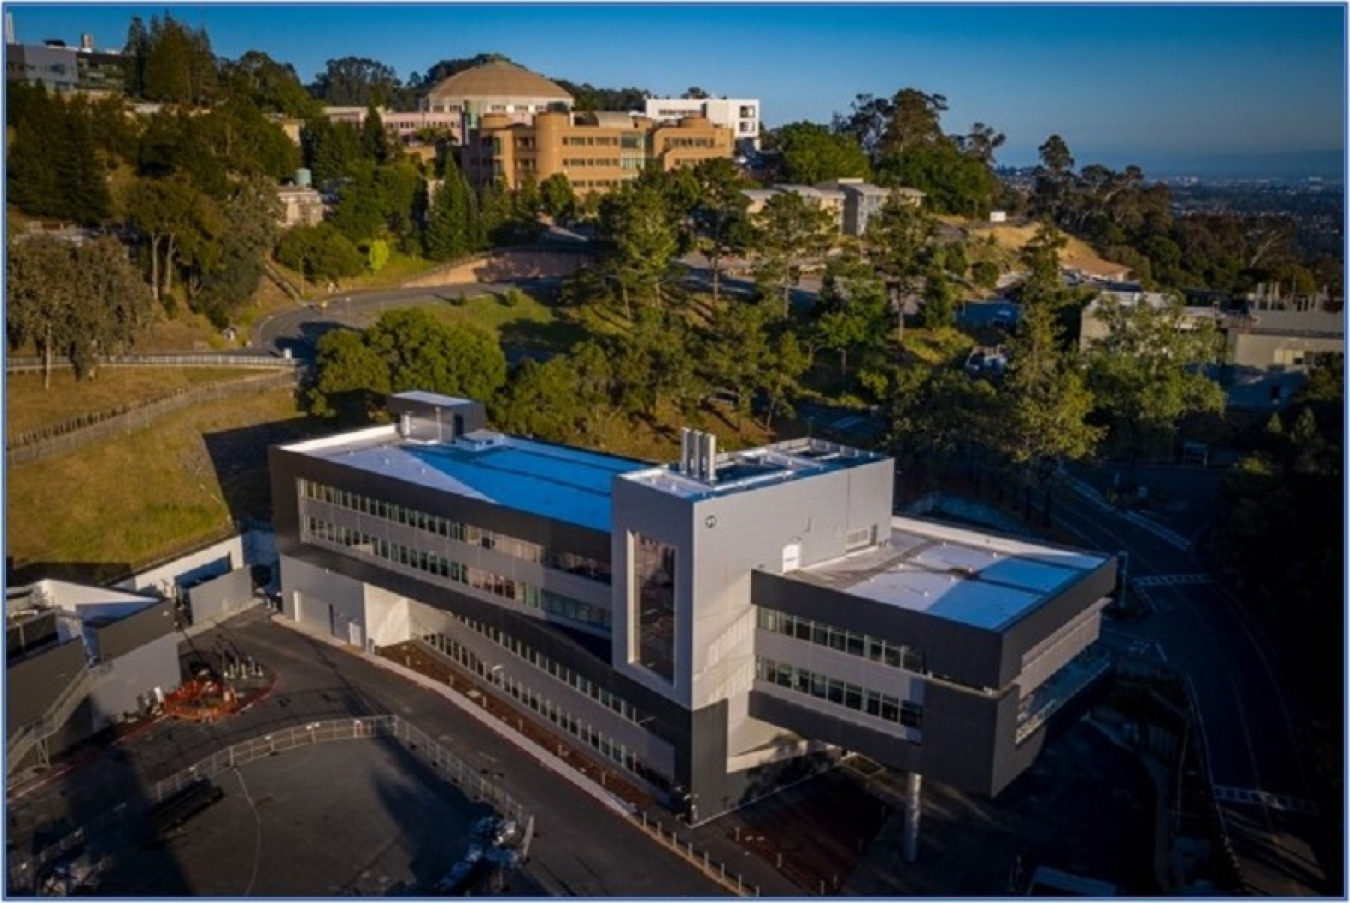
{"left": 786, "top": 517, "right": 1109, "bottom": 630}
{"left": 286, "top": 427, "right": 647, "bottom": 531}
{"left": 620, "top": 438, "right": 883, "bottom": 500}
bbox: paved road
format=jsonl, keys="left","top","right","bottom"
{"left": 8, "top": 609, "right": 766, "bottom": 897}
{"left": 251, "top": 282, "right": 523, "bottom": 361}
{"left": 1049, "top": 483, "right": 1331, "bottom": 895}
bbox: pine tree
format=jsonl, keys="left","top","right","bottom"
{"left": 60, "top": 97, "right": 111, "bottom": 224}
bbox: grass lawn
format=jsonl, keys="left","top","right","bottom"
{"left": 6, "top": 387, "right": 323, "bottom": 579}
{"left": 423, "top": 291, "right": 588, "bottom": 351}
{"left": 6, "top": 368, "right": 268, "bottom": 439}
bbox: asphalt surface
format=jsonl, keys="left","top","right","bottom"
{"left": 1047, "top": 469, "right": 1333, "bottom": 895}
{"left": 251, "top": 282, "right": 522, "bottom": 361}
{"left": 8, "top": 609, "right": 743, "bottom": 897}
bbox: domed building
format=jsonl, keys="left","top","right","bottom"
{"left": 420, "top": 59, "right": 574, "bottom": 130}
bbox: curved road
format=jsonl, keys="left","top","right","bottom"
{"left": 1049, "top": 472, "right": 1331, "bottom": 895}
{"left": 251, "top": 281, "right": 530, "bottom": 360}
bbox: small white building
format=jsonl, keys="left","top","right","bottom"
{"left": 646, "top": 97, "right": 761, "bottom": 148}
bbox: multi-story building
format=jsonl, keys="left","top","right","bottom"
{"left": 321, "top": 106, "right": 465, "bottom": 144}
{"left": 646, "top": 96, "right": 762, "bottom": 149}
{"left": 742, "top": 181, "right": 927, "bottom": 236}
{"left": 421, "top": 59, "right": 574, "bottom": 132}
{"left": 270, "top": 393, "right": 1116, "bottom": 826}
{"left": 5, "top": 33, "right": 124, "bottom": 95}
{"left": 461, "top": 110, "right": 734, "bottom": 195}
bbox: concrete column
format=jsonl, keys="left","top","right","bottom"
{"left": 903, "top": 771, "right": 922, "bottom": 862}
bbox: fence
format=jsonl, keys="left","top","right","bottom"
{"left": 6, "top": 370, "right": 300, "bottom": 466}
{"left": 6, "top": 353, "right": 299, "bottom": 374}
{"left": 633, "top": 810, "right": 759, "bottom": 897}
{"left": 8, "top": 715, "right": 533, "bottom": 895}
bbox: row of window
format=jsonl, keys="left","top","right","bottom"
{"left": 417, "top": 627, "right": 672, "bottom": 791}
{"left": 562, "top": 158, "right": 623, "bottom": 168}
{"left": 299, "top": 479, "right": 611, "bottom": 583}
{"left": 571, "top": 178, "right": 636, "bottom": 190}
{"left": 305, "top": 517, "right": 611, "bottom": 632}
{"left": 562, "top": 136, "right": 620, "bottom": 147}
{"left": 445, "top": 612, "right": 646, "bottom": 727}
{"left": 756, "top": 608, "right": 925, "bottom": 674}
{"left": 756, "top": 657, "right": 923, "bottom": 731}
{"left": 663, "top": 137, "right": 717, "bottom": 149}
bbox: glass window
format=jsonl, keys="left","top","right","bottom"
{"left": 632, "top": 533, "right": 677, "bottom": 682}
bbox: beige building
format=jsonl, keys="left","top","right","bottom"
{"left": 462, "top": 110, "right": 734, "bottom": 195}
{"left": 1224, "top": 306, "right": 1343, "bottom": 371}
{"left": 322, "top": 106, "right": 464, "bottom": 143}
{"left": 421, "top": 59, "right": 574, "bottom": 131}
{"left": 277, "top": 186, "right": 326, "bottom": 228}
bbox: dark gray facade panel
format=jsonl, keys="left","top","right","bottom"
{"left": 751, "top": 570, "right": 1005, "bottom": 690}
{"left": 686, "top": 700, "right": 729, "bottom": 803}
{"left": 93, "top": 600, "right": 174, "bottom": 662}
{"left": 748, "top": 689, "right": 922, "bottom": 775}
{"left": 915, "top": 682, "right": 1008, "bottom": 795}
{"left": 6, "top": 639, "right": 85, "bottom": 733}
{"left": 7, "top": 611, "right": 58, "bottom": 657}
{"left": 995, "top": 558, "right": 1117, "bottom": 685}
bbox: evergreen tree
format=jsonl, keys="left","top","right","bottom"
{"left": 5, "top": 85, "right": 61, "bottom": 217}
{"left": 59, "top": 96, "right": 111, "bottom": 223}
{"left": 361, "top": 105, "right": 391, "bottom": 164}
{"left": 122, "top": 16, "right": 151, "bottom": 98}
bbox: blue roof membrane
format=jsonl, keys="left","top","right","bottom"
{"left": 401, "top": 438, "right": 647, "bottom": 531}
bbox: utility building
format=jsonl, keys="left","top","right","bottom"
{"left": 270, "top": 393, "right": 1114, "bottom": 827}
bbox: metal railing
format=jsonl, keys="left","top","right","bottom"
{"left": 6, "top": 665, "right": 101, "bottom": 774}
{"left": 6, "top": 353, "right": 299, "bottom": 374}
{"left": 9, "top": 715, "right": 533, "bottom": 895}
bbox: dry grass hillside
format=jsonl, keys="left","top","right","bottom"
{"left": 941, "top": 216, "right": 1131, "bottom": 281}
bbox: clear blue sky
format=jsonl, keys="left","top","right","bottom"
{"left": 7, "top": 2, "right": 1346, "bottom": 174}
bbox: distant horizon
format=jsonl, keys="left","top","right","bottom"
{"left": 6, "top": 3, "right": 1345, "bottom": 181}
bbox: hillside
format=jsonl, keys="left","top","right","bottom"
{"left": 941, "top": 217, "right": 1132, "bottom": 282}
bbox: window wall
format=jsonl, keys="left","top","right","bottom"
{"left": 756, "top": 608, "right": 925, "bottom": 674}
{"left": 304, "top": 515, "right": 611, "bottom": 632}
{"left": 755, "top": 656, "right": 923, "bottom": 733}
{"left": 299, "top": 479, "right": 610, "bottom": 583}
{"left": 632, "top": 532, "right": 677, "bottom": 683}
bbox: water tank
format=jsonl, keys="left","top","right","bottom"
{"left": 295, "top": 168, "right": 312, "bottom": 188}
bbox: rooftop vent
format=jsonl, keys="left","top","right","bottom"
{"left": 678, "top": 428, "right": 719, "bottom": 483}
{"left": 456, "top": 429, "right": 506, "bottom": 452}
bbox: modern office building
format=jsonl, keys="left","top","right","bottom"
{"left": 270, "top": 393, "right": 1115, "bottom": 824}
{"left": 461, "top": 110, "right": 734, "bottom": 195}
{"left": 5, "top": 32, "right": 124, "bottom": 95}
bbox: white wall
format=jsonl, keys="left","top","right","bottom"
{"left": 279, "top": 554, "right": 365, "bottom": 643}
{"left": 363, "top": 584, "right": 412, "bottom": 649}
{"left": 87, "top": 631, "right": 180, "bottom": 731}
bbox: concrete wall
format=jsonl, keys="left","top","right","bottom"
{"left": 188, "top": 567, "right": 257, "bottom": 626}
{"left": 281, "top": 554, "right": 366, "bottom": 644}
{"left": 91, "top": 599, "right": 175, "bottom": 661}
{"left": 6, "top": 639, "right": 86, "bottom": 734}
{"left": 119, "top": 535, "right": 242, "bottom": 594}
{"left": 87, "top": 631, "right": 180, "bottom": 731}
